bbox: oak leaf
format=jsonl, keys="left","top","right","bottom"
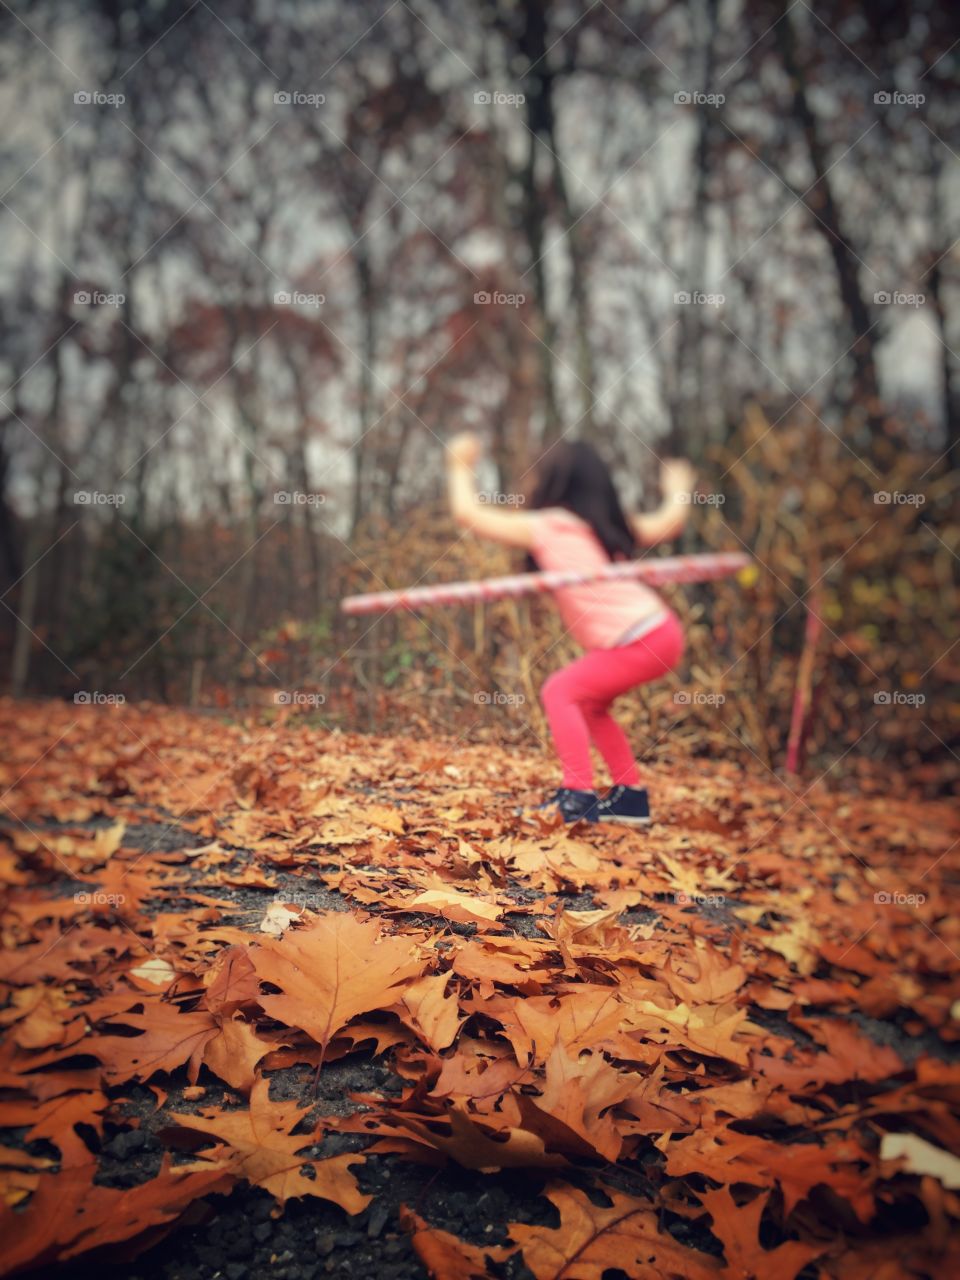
{"left": 519, "top": 1043, "right": 634, "bottom": 1160}
{"left": 508, "top": 1182, "right": 721, "bottom": 1279}
{"left": 392, "top": 972, "right": 462, "bottom": 1051}
{"left": 400, "top": 1206, "right": 513, "bottom": 1278}
{"left": 165, "top": 1077, "right": 370, "bottom": 1210}
{"left": 407, "top": 888, "right": 503, "bottom": 927}
{"left": 696, "top": 1185, "right": 824, "bottom": 1279}
{"left": 661, "top": 1127, "right": 876, "bottom": 1220}
{"left": 0, "top": 1159, "right": 235, "bottom": 1275}
{"left": 88, "top": 1003, "right": 219, "bottom": 1084}
{"left": 203, "top": 944, "right": 262, "bottom": 1014}
{"left": 202, "top": 1015, "right": 280, "bottom": 1094}
{"left": 0, "top": 1090, "right": 107, "bottom": 1166}
{"left": 250, "top": 913, "right": 426, "bottom": 1055}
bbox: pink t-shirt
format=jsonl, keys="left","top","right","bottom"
{"left": 528, "top": 508, "right": 666, "bottom": 650}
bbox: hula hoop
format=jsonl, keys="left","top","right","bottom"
{"left": 341, "top": 552, "right": 752, "bottom": 615}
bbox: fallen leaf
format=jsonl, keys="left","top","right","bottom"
{"left": 165, "top": 1078, "right": 370, "bottom": 1210}
{"left": 250, "top": 913, "right": 426, "bottom": 1057}
{"left": 696, "top": 1185, "right": 825, "bottom": 1278}
{"left": 508, "top": 1182, "right": 721, "bottom": 1279}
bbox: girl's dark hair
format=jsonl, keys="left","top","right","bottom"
{"left": 527, "top": 441, "right": 636, "bottom": 563}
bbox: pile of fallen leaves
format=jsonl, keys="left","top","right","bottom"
{"left": 1, "top": 697, "right": 959, "bottom": 1279}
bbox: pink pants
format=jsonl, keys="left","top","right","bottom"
{"left": 541, "top": 612, "right": 685, "bottom": 790}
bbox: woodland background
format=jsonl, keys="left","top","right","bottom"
{"left": 0, "top": 0, "right": 957, "bottom": 780}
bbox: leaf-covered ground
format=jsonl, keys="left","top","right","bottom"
{"left": 1, "top": 698, "right": 958, "bottom": 1280}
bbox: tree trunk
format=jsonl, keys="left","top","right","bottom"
{"left": 0, "top": 412, "right": 23, "bottom": 585}
{"left": 928, "top": 258, "right": 960, "bottom": 472}
{"left": 225, "top": 305, "right": 265, "bottom": 646}
{"left": 775, "top": 4, "right": 883, "bottom": 441}
{"left": 284, "top": 349, "right": 324, "bottom": 613}
{"left": 351, "top": 243, "right": 377, "bottom": 535}
{"left": 518, "top": 0, "right": 561, "bottom": 440}
{"left": 543, "top": 122, "right": 596, "bottom": 428}
{"left": 674, "top": 0, "right": 720, "bottom": 460}
{"left": 9, "top": 529, "right": 41, "bottom": 696}
{"left": 42, "top": 299, "right": 74, "bottom": 645}
{"left": 928, "top": 153, "right": 960, "bottom": 473}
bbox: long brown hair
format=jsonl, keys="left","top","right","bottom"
{"left": 527, "top": 441, "right": 636, "bottom": 562}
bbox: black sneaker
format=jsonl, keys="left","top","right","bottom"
{"left": 531, "top": 788, "right": 599, "bottom": 824}
{"left": 598, "top": 785, "right": 650, "bottom": 825}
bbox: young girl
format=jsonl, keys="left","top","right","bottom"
{"left": 446, "top": 433, "right": 694, "bottom": 824}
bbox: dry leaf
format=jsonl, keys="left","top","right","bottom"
{"left": 508, "top": 1183, "right": 721, "bottom": 1279}
{"left": 250, "top": 913, "right": 426, "bottom": 1055}
{"left": 166, "top": 1078, "right": 370, "bottom": 1210}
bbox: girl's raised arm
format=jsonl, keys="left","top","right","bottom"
{"left": 630, "top": 458, "right": 696, "bottom": 545}
{"left": 446, "top": 433, "right": 535, "bottom": 550}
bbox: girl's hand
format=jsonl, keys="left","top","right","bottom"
{"left": 662, "top": 458, "right": 695, "bottom": 494}
{"left": 446, "top": 431, "right": 534, "bottom": 549}
{"left": 447, "top": 432, "right": 482, "bottom": 468}
{"left": 630, "top": 458, "right": 695, "bottom": 545}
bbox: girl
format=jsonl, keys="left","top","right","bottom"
{"left": 446, "top": 432, "right": 694, "bottom": 824}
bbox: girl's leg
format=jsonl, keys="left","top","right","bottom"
{"left": 541, "top": 615, "right": 685, "bottom": 789}
{"left": 580, "top": 701, "right": 641, "bottom": 785}
{"left": 540, "top": 662, "right": 596, "bottom": 790}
